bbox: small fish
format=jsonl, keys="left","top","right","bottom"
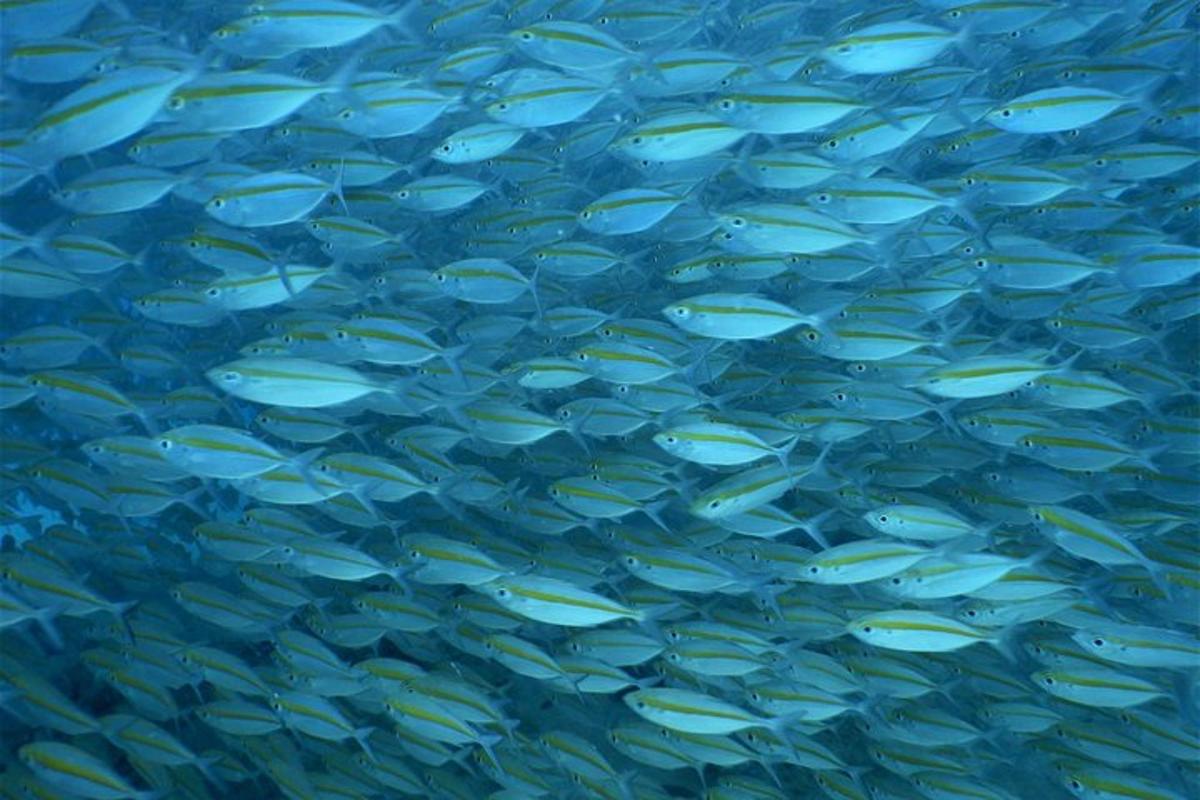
{"left": 19, "top": 740, "right": 159, "bottom": 800}
{"left": 987, "top": 87, "right": 1130, "bottom": 133}
{"left": 207, "top": 357, "right": 392, "bottom": 407}
{"left": 614, "top": 110, "right": 748, "bottom": 161}
{"left": 690, "top": 445, "right": 830, "bottom": 519}
{"left": 511, "top": 20, "right": 640, "bottom": 72}
{"left": 823, "top": 22, "right": 962, "bottom": 74}
{"left": 1032, "top": 667, "right": 1166, "bottom": 708}
{"left": 579, "top": 188, "right": 688, "bottom": 235}
{"left": 205, "top": 171, "right": 339, "bottom": 228}
{"left": 26, "top": 65, "right": 196, "bottom": 162}
{"left": 846, "top": 610, "right": 1008, "bottom": 655}
{"left": 716, "top": 203, "right": 866, "bottom": 254}
{"left": 663, "top": 293, "right": 826, "bottom": 340}
{"left": 481, "top": 574, "right": 643, "bottom": 626}
{"left": 624, "top": 688, "right": 777, "bottom": 735}
{"left": 1070, "top": 623, "right": 1200, "bottom": 669}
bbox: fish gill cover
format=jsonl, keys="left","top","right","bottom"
{"left": 0, "top": 0, "right": 1198, "bottom": 799}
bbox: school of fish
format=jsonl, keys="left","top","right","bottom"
{"left": 0, "top": 0, "right": 1198, "bottom": 798}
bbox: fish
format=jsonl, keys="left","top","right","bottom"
{"left": 0, "top": 1, "right": 1194, "bottom": 799}
{"left": 18, "top": 739, "right": 160, "bottom": 800}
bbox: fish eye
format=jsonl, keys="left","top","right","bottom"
{"left": 1000, "top": 109, "right": 1013, "bottom": 117}
{"left": 580, "top": 210, "right": 593, "bottom": 220}
{"left": 974, "top": 258, "right": 988, "bottom": 268}
{"left": 808, "top": 565, "right": 819, "bottom": 574}
{"left": 728, "top": 216, "right": 746, "bottom": 228}
{"left": 520, "top": 31, "right": 534, "bottom": 41}
{"left": 209, "top": 198, "right": 225, "bottom": 209}
{"left": 1070, "top": 780, "right": 1082, "bottom": 791}
{"left": 167, "top": 96, "right": 185, "bottom": 110}
{"left": 157, "top": 439, "right": 172, "bottom": 449}
{"left": 708, "top": 500, "right": 720, "bottom": 509}
{"left": 814, "top": 193, "right": 830, "bottom": 204}
{"left": 718, "top": 99, "right": 734, "bottom": 111}
{"left": 877, "top": 515, "right": 888, "bottom": 523}
{"left": 861, "top": 625, "right": 872, "bottom": 633}
{"left": 1092, "top": 638, "right": 1104, "bottom": 647}
{"left": 495, "top": 587, "right": 510, "bottom": 599}
{"left": 439, "top": 144, "right": 453, "bottom": 154}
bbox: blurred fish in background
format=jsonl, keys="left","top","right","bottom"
{"left": 0, "top": 0, "right": 1198, "bottom": 798}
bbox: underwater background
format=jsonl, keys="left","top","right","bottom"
{"left": 0, "top": 0, "right": 1198, "bottom": 798}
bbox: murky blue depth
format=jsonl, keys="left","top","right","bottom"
{"left": 1, "top": 0, "right": 1198, "bottom": 798}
